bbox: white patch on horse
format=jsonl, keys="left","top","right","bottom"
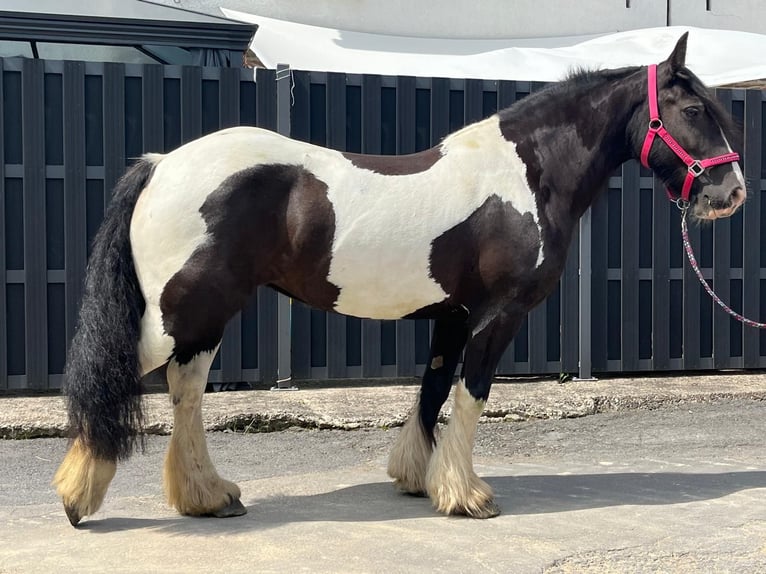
{"left": 131, "top": 127, "right": 310, "bottom": 367}
{"left": 304, "top": 115, "right": 544, "bottom": 319}
{"left": 721, "top": 129, "right": 746, "bottom": 189}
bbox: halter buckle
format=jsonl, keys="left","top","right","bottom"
{"left": 688, "top": 160, "right": 705, "bottom": 178}
{"left": 648, "top": 118, "right": 663, "bottom": 131}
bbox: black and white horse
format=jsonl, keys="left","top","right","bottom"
{"left": 54, "top": 34, "right": 746, "bottom": 525}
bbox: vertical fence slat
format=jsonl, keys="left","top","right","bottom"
{"left": 682, "top": 214, "right": 702, "bottom": 370}
{"left": 497, "top": 80, "right": 517, "bottom": 110}
{"left": 591, "top": 191, "right": 609, "bottom": 371}
{"left": 652, "top": 175, "right": 671, "bottom": 370}
{"left": 63, "top": 61, "right": 87, "bottom": 349}
{"left": 142, "top": 65, "right": 163, "bottom": 151}
{"left": 561, "top": 222, "right": 580, "bottom": 373}
{"left": 181, "top": 66, "right": 202, "bottom": 144}
{"left": 712, "top": 215, "right": 732, "bottom": 368}
{"left": 527, "top": 305, "right": 547, "bottom": 372}
{"left": 431, "top": 77, "right": 450, "bottom": 143}
{"left": 23, "top": 58, "right": 48, "bottom": 389}
{"left": 0, "top": 59, "right": 6, "bottom": 390}
{"left": 621, "top": 161, "right": 640, "bottom": 370}
{"left": 743, "top": 89, "right": 762, "bottom": 367}
{"left": 103, "top": 63, "right": 125, "bottom": 198}
{"left": 220, "top": 314, "right": 243, "bottom": 383}
{"left": 464, "top": 78, "right": 483, "bottom": 125}
{"left": 219, "top": 67, "right": 240, "bottom": 129}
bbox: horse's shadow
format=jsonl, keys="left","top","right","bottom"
{"left": 81, "top": 470, "right": 766, "bottom": 534}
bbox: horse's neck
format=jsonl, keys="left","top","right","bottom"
{"left": 498, "top": 72, "right": 644, "bottom": 219}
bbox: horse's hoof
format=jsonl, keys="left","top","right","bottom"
{"left": 474, "top": 500, "right": 501, "bottom": 519}
{"left": 463, "top": 500, "right": 501, "bottom": 519}
{"left": 64, "top": 505, "right": 82, "bottom": 527}
{"left": 211, "top": 496, "right": 247, "bottom": 518}
{"left": 449, "top": 499, "right": 501, "bottom": 519}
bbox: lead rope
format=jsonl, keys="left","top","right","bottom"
{"left": 679, "top": 201, "right": 766, "bottom": 328}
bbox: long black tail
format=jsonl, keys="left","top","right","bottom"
{"left": 64, "top": 157, "right": 158, "bottom": 462}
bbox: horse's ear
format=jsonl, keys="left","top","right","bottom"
{"left": 667, "top": 32, "right": 689, "bottom": 72}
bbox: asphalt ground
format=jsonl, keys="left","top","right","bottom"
{"left": 1, "top": 372, "right": 766, "bottom": 573}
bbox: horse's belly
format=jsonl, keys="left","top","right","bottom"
{"left": 329, "top": 243, "right": 448, "bottom": 320}
{"left": 316, "top": 170, "right": 455, "bottom": 320}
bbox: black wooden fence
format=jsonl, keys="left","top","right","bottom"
{"left": 1, "top": 56, "right": 764, "bottom": 391}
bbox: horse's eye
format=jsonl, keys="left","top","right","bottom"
{"left": 683, "top": 106, "right": 701, "bottom": 119}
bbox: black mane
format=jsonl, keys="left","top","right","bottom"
{"left": 564, "top": 65, "right": 641, "bottom": 86}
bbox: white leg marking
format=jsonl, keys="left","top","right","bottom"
{"left": 721, "top": 130, "right": 746, "bottom": 190}
{"left": 388, "top": 395, "right": 433, "bottom": 494}
{"left": 164, "top": 350, "right": 243, "bottom": 516}
{"left": 52, "top": 438, "right": 117, "bottom": 525}
{"left": 425, "top": 380, "right": 499, "bottom": 518}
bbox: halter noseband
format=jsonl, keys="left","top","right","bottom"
{"left": 640, "top": 64, "right": 740, "bottom": 203}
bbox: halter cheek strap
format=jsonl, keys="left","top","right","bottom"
{"left": 640, "top": 64, "right": 740, "bottom": 203}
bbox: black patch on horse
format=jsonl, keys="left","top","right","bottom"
{"left": 161, "top": 164, "right": 339, "bottom": 364}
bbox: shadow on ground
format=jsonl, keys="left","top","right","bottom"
{"left": 79, "top": 469, "right": 766, "bottom": 534}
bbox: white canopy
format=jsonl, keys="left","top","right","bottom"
{"left": 223, "top": 9, "right": 766, "bottom": 87}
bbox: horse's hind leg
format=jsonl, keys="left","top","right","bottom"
{"left": 162, "top": 349, "right": 246, "bottom": 517}
{"left": 53, "top": 440, "right": 117, "bottom": 526}
{"left": 388, "top": 319, "right": 468, "bottom": 494}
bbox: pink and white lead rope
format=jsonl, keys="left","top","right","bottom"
{"left": 680, "top": 205, "right": 766, "bottom": 328}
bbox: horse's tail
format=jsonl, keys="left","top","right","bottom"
{"left": 64, "top": 156, "right": 160, "bottom": 462}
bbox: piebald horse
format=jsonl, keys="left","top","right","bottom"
{"left": 54, "top": 34, "right": 745, "bottom": 525}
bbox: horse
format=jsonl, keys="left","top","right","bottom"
{"left": 53, "top": 33, "right": 746, "bottom": 526}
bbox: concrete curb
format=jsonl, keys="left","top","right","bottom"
{"left": 2, "top": 372, "right": 766, "bottom": 439}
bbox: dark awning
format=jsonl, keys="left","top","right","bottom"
{"left": 0, "top": 10, "right": 255, "bottom": 51}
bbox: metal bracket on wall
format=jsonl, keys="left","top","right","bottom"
{"left": 577, "top": 206, "right": 596, "bottom": 381}
{"left": 270, "top": 63, "right": 297, "bottom": 391}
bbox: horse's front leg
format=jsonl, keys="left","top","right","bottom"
{"left": 425, "top": 310, "right": 524, "bottom": 518}
{"left": 163, "top": 350, "right": 246, "bottom": 517}
{"left": 388, "top": 318, "right": 468, "bottom": 495}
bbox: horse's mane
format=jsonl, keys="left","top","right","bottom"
{"left": 564, "top": 65, "right": 640, "bottom": 86}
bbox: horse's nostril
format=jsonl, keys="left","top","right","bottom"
{"left": 730, "top": 186, "right": 744, "bottom": 203}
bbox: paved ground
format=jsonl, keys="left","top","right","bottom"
{"left": 1, "top": 373, "right": 766, "bottom": 573}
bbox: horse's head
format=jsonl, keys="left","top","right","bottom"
{"left": 637, "top": 32, "right": 746, "bottom": 220}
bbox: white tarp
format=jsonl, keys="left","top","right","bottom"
{"left": 222, "top": 9, "right": 766, "bottom": 86}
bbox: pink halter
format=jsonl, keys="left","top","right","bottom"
{"left": 640, "top": 64, "right": 740, "bottom": 203}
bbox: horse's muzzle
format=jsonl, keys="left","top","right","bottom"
{"left": 695, "top": 185, "right": 746, "bottom": 220}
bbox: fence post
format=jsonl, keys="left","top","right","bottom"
{"left": 577, "top": 207, "right": 595, "bottom": 380}
{"left": 273, "top": 63, "right": 296, "bottom": 389}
